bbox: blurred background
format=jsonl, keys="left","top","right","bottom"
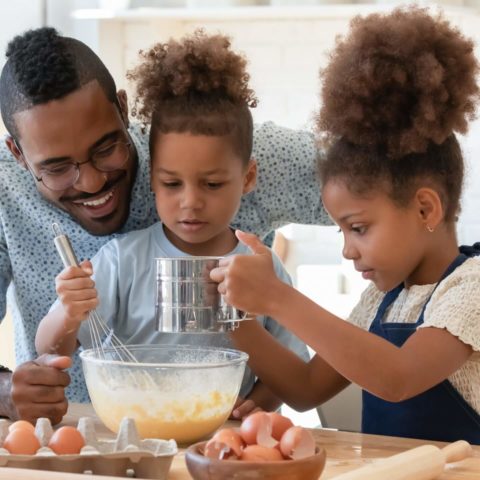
{"left": 1, "top": 0, "right": 480, "bottom": 430}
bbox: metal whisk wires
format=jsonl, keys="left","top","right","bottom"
{"left": 51, "top": 222, "right": 138, "bottom": 363}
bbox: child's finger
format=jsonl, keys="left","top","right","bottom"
{"left": 57, "top": 265, "right": 91, "bottom": 280}
{"left": 59, "top": 288, "right": 98, "bottom": 303}
{"left": 56, "top": 276, "right": 96, "bottom": 294}
{"left": 79, "top": 259, "right": 93, "bottom": 275}
{"left": 231, "top": 398, "right": 257, "bottom": 419}
{"left": 235, "top": 230, "right": 270, "bottom": 255}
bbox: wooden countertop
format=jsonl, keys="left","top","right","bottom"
{"left": 62, "top": 403, "right": 480, "bottom": 479}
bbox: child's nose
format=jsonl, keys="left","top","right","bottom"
{"left": 180, "top": 186, "right": 203, "bottom": 209}
{"left": 342, "top": 241, "right": 359, "bottom": 260}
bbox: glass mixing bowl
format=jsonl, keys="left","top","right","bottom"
{"left": 80, "top": 345, "right": 248, "bottom": 444}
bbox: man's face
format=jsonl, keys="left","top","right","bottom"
{"left": 9, "top": 81, "right": 136, "bottom": 236}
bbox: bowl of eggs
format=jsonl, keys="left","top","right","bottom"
{"left": 81, "top": 344, "right": 248, "bottom": 444}
{"left": 185, "top": 412, "right": 326, "bottom": 480}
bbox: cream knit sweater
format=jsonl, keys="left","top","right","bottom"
{"left": 348, "top": 256, "right": 480, "bottom": 414}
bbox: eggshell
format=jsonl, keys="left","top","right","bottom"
{"left": 239, "top": 412, "right": 277, "bottom": 447}
{"left": 3, "top": 428, "right": 41, "bottom": 454}
{"left": 267, "top": 412, "right": 294, "bottom": 441}
{"left": 8, "top": 420, "right": 35, "bottom": 433}
{"left": 280, "top": 426, "right": 316, "bottom": 460}
{"left": 240, "top": 444, "right": 284, "bottom": 462}
{"left": 210, "top": 428, "right": 244, "bottom": 457}
{"left": 48, "top": 426, "right": 85, "bottom": 455}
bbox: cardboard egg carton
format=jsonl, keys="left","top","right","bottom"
{"left": 0, "top": 417, "right": 177, "bottom": 479}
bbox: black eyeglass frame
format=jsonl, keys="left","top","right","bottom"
{"left": 13, "top": 137, "right": 132, "bottom": 191}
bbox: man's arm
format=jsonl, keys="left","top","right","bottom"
{"left": 235, "top": 122, "right": 332, "bottom": 238}
{"left": 0, "top": 366, "right": 14, "bottom": 419}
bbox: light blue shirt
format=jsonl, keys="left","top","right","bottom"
{"left": 0, "top": 121, "right": 329, "bottom": 401}
{"left": 73, "top": 222, "right": 309, "bottom": 398}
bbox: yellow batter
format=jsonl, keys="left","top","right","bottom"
{"left": 90, "top": 389, "right": 234, "bottom": 444}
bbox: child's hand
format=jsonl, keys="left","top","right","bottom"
{"left": 55, "top": 260, "right": 98, "bottom": 328}
{"left": 229, "top": 396, "right": 262, "bottom": 420}
{"left": 210, "top": 230, "right": 284, "bottom": 317}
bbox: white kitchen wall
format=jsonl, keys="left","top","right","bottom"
{"left": 1, "top": 2, "right": 479, "bottom": 428}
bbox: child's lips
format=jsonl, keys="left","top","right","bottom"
{"left": 360, "top": 269, "right": 374, "bottom": 280}
{"left": 179, "top": 220, "right": 208, "bottom": 232}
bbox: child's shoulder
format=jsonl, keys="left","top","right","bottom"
{"left": 429, "top": 255, "right": 480, "bottom": 305}
{"left": 93, "top": 223, "right": 160, "bottom": 259}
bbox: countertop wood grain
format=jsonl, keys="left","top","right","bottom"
{"left": 61, "top": 403, "right": 480, "bottom": 479}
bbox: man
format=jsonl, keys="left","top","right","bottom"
{"left": 0, "top": 27, "right": 329, "bottom": 422}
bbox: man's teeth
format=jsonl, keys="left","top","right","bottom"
{"left": 82, "top": 191, "right": 113, "bottom": 207}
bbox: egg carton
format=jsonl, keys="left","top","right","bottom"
{"left": 0, "top": 417, "right": 177, "bottom": 479}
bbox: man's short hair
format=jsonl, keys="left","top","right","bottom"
{"left": 0, "top": 27, "right": 118, "bottom": 138}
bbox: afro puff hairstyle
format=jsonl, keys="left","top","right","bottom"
{"left": 317, "top": 6, "right": 480, "bottom": 221}
{"left": 127, "top": 29, "right": 257, "bottom": 164}
{"left": 0, "top": 27, "right": 119, "bottom": 139}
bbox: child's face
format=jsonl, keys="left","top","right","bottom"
{"left": 323, "top": 179, "right": 429, "bottom": 292}
{"left": 151, "top": 132, "right": 256, "bottom": 256}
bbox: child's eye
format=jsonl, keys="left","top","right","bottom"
{"left": 351, "top": 224, "right": 367, "bottom": 234}
{"left": 162, "top": 181, "right": 181, "bottom": 188}
{"left": 206, "top": 182, "right": 223, "bottom": 189}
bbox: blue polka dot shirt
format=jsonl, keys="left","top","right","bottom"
{"left": 0, "top": 122, "right": 330, "bottom": 402}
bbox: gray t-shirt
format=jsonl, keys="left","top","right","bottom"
{"left": 0, "top": 121, "right": 329, "bottom": 401}
{"left": 71, "top": 222, "right": 309, "bottom": 399}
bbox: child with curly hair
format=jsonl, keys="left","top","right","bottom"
{"left": 35, "top": 30, "right": 309, "bottom": 417}
{"left": 211, "top": 6, "right": 480, "bottom": 442}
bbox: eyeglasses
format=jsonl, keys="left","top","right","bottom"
{"left": 15, "top": 139, "right": 132, "bottom": 191}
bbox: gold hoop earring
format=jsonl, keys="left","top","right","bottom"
{"left": 426, "top": 225, "right": 435, "bottom": 233}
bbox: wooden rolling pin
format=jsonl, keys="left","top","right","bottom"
{"left": 332, "top": 440, "right": 472, "bottom": 480}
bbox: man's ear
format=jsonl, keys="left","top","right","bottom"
{"left": 415, "top": 187, "right": 444, "bottom": 231}
{"left": 243, "top": 158, "right": 257, "bottom": 194}
{"left": 117, "top": 89, "right": 129, "bottom": 128}
{"left": 5, "top": 136, "right": 27, "bottom": 169}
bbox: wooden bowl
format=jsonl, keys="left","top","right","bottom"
{"left": 185, "top": 441, "right": 326, "bottom": 480}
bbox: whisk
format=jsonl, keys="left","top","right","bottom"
{"left": 51, "top": 222, "right": 139, "bottom": 363}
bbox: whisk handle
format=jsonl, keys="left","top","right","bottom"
{"left": 52, "top": 224, "right": 80, "bottom": 268}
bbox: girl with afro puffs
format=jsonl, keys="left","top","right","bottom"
{"left": 36, "top": 30, "right": 310, "bottom": 421}
{"left": 211, "top": 6, "right": 480, "bottom": 443}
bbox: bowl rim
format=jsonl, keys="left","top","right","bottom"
{"left": 79, "top": 344, "right": 249, "bottom": 369}
{"left": 185, "top": 440, "right": 326, "bottom": 467}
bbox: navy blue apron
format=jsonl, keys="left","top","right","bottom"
{"left": 362, "top": 245, "right": 480, "bottom": 444}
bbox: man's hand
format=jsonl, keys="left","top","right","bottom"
{"left": 3, "top": 354, "right": 71, "bottom": 425}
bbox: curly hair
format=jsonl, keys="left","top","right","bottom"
{"left": 317, "top": 6, "right": 480, "bottom": 221}
{"left": 0, "top": 27, "right": 119, "bottom": 139}
{"left": 127, "top": 29, "right": 257, "bottom": 163}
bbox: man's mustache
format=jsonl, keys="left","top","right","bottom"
{"left": 59, "top": 171, "right": 126, "bottom": 202}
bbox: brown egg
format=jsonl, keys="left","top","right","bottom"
{"left": 8, "top": 420, "right": 35, "bottom": 433}
{"left": 280, "top": 426, "right": 316, "bottom": 460}
{"left": 266, "top": 412, "right": 294, "bottom": 441}
{"left": 3, "top": 428, "right": 41, "bottom": 454}
{"left": 48, "top": 426, "right": 85, "bottom": 455}
{"left": 240, "top": 412, "right": 277, "bottom": 447}
{"left": 211, "top": 428, "right": 244, "bottom": 457}
{"left": 241, "top": 444, "right": 284, "bottom": 462}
